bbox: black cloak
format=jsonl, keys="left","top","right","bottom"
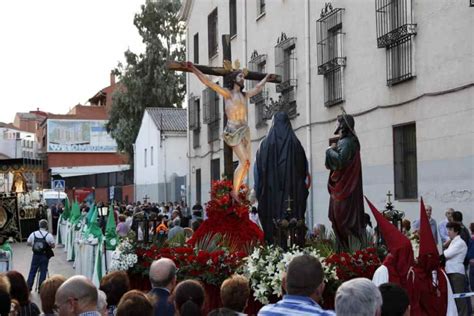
{"left": 255, "top": 112, "right": 309, "bottom": 243}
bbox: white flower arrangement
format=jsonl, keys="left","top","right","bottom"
{"left": 242, "top": 244, "right": 336, "bottom": 304}
{"left": 109, "top": 239, "right": 138, "bottom": 272}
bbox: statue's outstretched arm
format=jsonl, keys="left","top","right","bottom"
{"left": 185, "top": 61, "right": 231, "bottom": 99}
{"left": 246, "top": 74, "right": 270, "bottom": 98}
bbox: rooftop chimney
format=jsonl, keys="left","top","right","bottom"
{"left": 110, "top": 71, "right": 116, "bottom": 86}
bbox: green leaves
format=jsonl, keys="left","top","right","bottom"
{"left": 107, "top": 0, "right": 185, "bottom": 160}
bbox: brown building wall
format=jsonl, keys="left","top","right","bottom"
{"left": 47, "top": 153, "right": 128, "bottom": 168}
{"left": 95, "top": 187, "right": 108, "bottom": 203}
{"left": 122, "top": 185, "right": 134, "bottom": 203}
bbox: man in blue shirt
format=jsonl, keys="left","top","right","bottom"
{"left": 412, "top": 204, "right": 438, "bottom": 245}
{"left": 148, "top": 258, "right": 176, "bottom": 316}
{"left": 258, "top": 254, "right": 335, "bottom": 315}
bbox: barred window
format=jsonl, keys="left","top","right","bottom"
{"left": 248, "top": 51, "right": 267, "bottom": 91}
{"left": 255, "top": 98, "right": 268, "bottom": 128}
{"left": 202, "top": 87, "right": 220, "bottom": 124}
{"left": 195, "top": 168, "right": 201, "bottom": 204}
{"left": 229, "top": 0, "right": 237, "bottom": 37}
{"left": 193, "top": 128, "right": 200, "bottom": 149}
{"left": 376, "top": 0, "right": 415, "bottom": 48}
{"left": 275, "top": 33, "right": 297, "bottom": 93}
{"left": 317, "top": 7, "right": 345, "bottom": 107}
{"left": 193, "top": 33, "right": 199, "bottom": 64}
{"left": 386, "top": 36, "right": 414, "bottom": 86}
{"left": 324, "top": 67, "right": 344, "bottom": 107}
{"left": 376, "top": 0, "right": 416, "bottom": 86}
{"left": 208, "top": 8, "right": 218, "bottom": 59}
{"left": 393, "top": 123, "right": 417, "bottom": 200}
{"left": 210, "top": 158, "right": 220, "bottom": 181}
{"left": 188, "top": 97, "right": 200, "bottom": 130}
{"left": 207, "top": 121, "right": 220, "bottom": 143}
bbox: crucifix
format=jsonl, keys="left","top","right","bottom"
{"left": 143, "top": 194, "right": 150, "bottom": 204}
{"left": 167, "top": 35, "right": 281, "bottom": 202}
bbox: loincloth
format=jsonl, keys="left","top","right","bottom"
{"left": 223, "top": 124, "right": 250, "bottom": 147}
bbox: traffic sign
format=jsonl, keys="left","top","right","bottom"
{"left": 52, "top": 180, "right": 65, "bottom": 191}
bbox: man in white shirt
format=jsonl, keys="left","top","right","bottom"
{"left": 438, "top": 208, "right": 454, "bottom": 246}
{"left": 444, "top": 221, "right": 468, "bottom": 315}
{"left": 26, "top": 219, "right": 55, "bottom": 291}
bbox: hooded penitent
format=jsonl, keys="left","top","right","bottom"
{"left": 416, "top": 197, "right": 448, "bottom": 316}
{"left": 365, "top": 197, "right": 418, "bottom": 312}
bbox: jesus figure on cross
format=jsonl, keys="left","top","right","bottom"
{"left": 185, "top": 61, "right": 270, "bottom": 202}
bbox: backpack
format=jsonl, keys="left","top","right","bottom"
{"left": 32, "top": 231, "right": 49, "bottom": 254}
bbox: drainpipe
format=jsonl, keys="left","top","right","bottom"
{"left": 304, "top": 0, "right": 314, "bottom": 228}
{"left": 186, "top": 25, "right": 192, "bottom": 207}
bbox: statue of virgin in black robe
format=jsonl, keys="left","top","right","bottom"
{"left": 326, "top": 114, "right": 365, "bottom": 248}
{"left": 254, "top": 112, "right": 309, "bottom": 243}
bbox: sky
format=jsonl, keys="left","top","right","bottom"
{"left": 0, "top": 0, "right": 146, "bottom": 123}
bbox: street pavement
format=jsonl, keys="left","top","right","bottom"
{"left": 10, "top": 241, "right": 75, "bottom": 309}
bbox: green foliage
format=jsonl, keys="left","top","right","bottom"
{"left": 107, "top": 0, "right": 186, "bottom": 159}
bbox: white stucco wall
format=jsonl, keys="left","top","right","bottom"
{"left": 184, "top": 0, "right": 474, "bottom": 227}
{"left": 134, "top": 111, "right": 188, "bottom": 203}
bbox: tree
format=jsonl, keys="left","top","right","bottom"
{"left": 107, "top": 0, "right": 185, "bottom": 159}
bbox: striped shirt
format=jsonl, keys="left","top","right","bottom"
{"left": 258, "top": 295, "right": 336, "bottom": 316}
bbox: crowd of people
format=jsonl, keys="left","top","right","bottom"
{"left": 0, "top": 199, "right": 472, "bottom": 316}
{"left": 1, "top": 252, "right": 421, "bottom": 316}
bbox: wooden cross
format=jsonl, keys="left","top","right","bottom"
{"left": 143, "top": 195, "right": 150, "bottom": 204}
{"left": 167, "top": 35, "right": 281, "bottom": 181}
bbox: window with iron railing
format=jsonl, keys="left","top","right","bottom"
{"left": 393, "top": 122, "right": 417, "bottom": 200}
{"left": 193, "top": 128, "right": 200, "bottom": 148}
{"left": 208, "top": 8, "right": 218, "bottom": 59}
{"left": 210, "top": 158, "right": 220, "bottom": 181}
{"left": 193, "top": 33, "right": 199, "bottom": 64}
{"left": 275, "top": 33, "right": 297, "bottom": 93}
{"left": 317, "top": 7, "right": 345, "bottom": 107}
{"left": 376, "top": 0, "right": 416, "bottom": 85}
{"left": 202, "top": 87, "right": 220, "bottom": 125}
{"left": 229, "top": 0, "right": 237, "bottom": 37}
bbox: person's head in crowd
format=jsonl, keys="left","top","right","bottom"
{"left": 378, "top": 283, "right": 410, "bottom": 316}
{"left": 39, "top": 219, "right": 48, "bottom": 230}
{"left": 115, "top": 290, "right": 153, "bottom": 316}
{"left": 40, "top": 274, "right": 66, "bottom": 314}
{"left": 446, "top": 221, "right": 461, "bottom": 240}
{"left": 192, "top": 219, "right": 203, "bottom": 232}
{"left": 174, "top": 280, "right": 206, "bottom": 316}
{"left": 312, "top": 224, "right": 326, "bottom": 238}
{"left": 285, "top": 254, "right": 325, "bottom": 301}
{"left": 0, "top": 275, "right": 11, "bottom": 316}
{"left": 452, "top": 211, "right": 463, "bottom": 224}
{"left": 0, "top": 274, "right": 10, "bottom": 293}
{"left": 55, "top": 275, "right": 98, "bottom": 316}
{"left": 445, "top": 208, "right": 454, "bottom": 222}
{"left": 149, "top": 258, "right": 177, "bottom": 291}
{"left": 335, "top": 278, "right": 382, "bottom": 316}
{"left": 207, "top": 307, "right": 239, "bottom": 316}
{"left": 171, "top": 210, "right": 180, "bottom": 220}
{"left": 173, "top": 217, "right": 181, "bottom": 227}
{"left": 220, "top": 275, "right": 250, "bottom": 313}
{"left": 5, "top": 270, "right": 30, "bottom": 306}
{"left": 118, "top": 214, "right": 126, "bottom": 223}
{"left": 97, "top": 290, "right": 107, "bottom": 316}
{"left": 99, "top": 271, "right": 130, "bottom": 309}
{"left": 470, "top": 222, "right": 474, "bottom": 235}
{"left": 424, "top": 205, "right": 432, "bottom": 219}
{"left": 401, "top": 219, "right": 411, "bottom": 235}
